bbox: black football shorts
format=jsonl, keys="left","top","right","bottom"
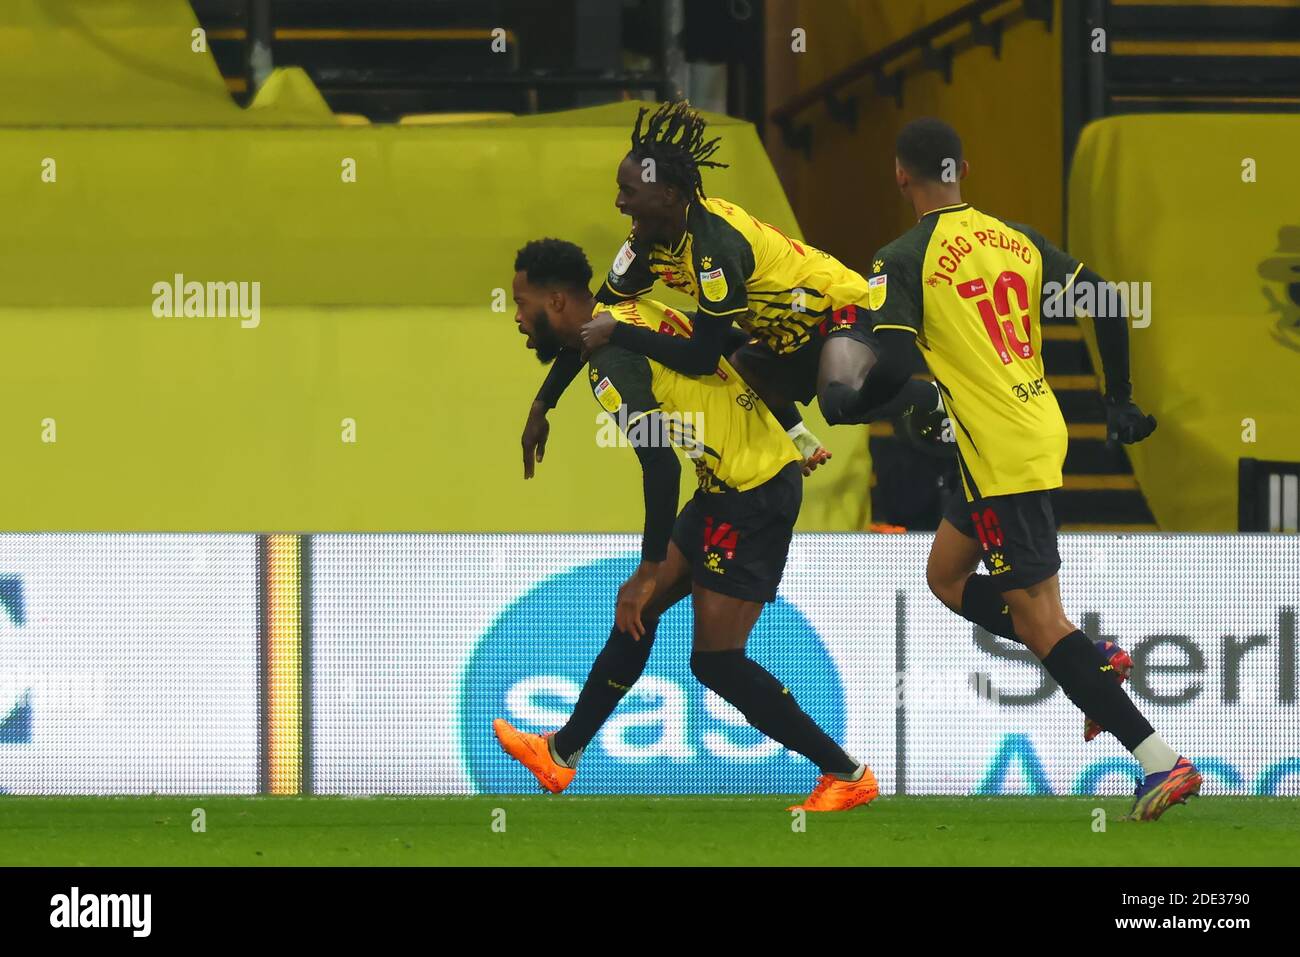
{"left": 944, "top": 488, "right": 1062, "bottom": 590}
{"left": 671, "top": 461, "right": 802, "bottom": 603}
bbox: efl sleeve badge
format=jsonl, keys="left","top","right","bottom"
{"left": 868, "top": 273, "right": 888, "bottom": 311}
{"left": 611, "top": 241, "right": 636, "bottom": 278}
{"left": 699, "top": 266, "right": 728, "bottom": 302}
{"left": 593, "top": 376, "right": 623, "bottom": 413}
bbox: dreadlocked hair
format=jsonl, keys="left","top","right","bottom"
{"left": 628, "top": 100, "right": 728, "bottom": 200}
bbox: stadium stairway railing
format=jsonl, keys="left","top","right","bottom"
{"left": 768, "top": 0, "right": 1158, "bottom": 531}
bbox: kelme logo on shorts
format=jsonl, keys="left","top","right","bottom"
{"left": 461, "top": 555, "right": 844, "bottom": 794}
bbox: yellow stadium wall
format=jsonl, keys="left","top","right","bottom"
{"left": 1068, "top": 114, "right": 1300, "bottom": 531}
{"left": 0, "top": 104, "right": 865, "bottom": 532}
{"left": 765, "top": 0, "right": 1065, "bottom": 267}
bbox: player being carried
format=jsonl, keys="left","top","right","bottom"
{"left": 842, "top": 118, "right": 1200, "bottom": 821}
{"left": 494, "top": 237, "right": 879, "bottom": 812}
{"left": 519, "top": 100, "right": 947, "bottom": 482}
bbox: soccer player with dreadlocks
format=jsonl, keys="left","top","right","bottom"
{"left": 519, "top": 100, "right": 949, "bottom": 483}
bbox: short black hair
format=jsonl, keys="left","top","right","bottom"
{"left": 514, "top": 238, "right": 592, "bottom": 292}
{"left": 629, "top": 100, "right": 728, "bottom": 200}
{"left": 896, "top": 118, "right": 963, "bottom": 183}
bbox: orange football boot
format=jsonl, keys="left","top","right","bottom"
{"left": 492, "top": 718, "right": 576, "bottom": 794}
{"left": 787, "top": 765, "right": 880, "bottom": 812}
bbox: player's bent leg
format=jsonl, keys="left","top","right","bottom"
{"left": 959, "top": 490, "right": 1130, "bottom": 728}
{"left": 493, "top": 544, "right": 693, "bottom": 793}
{"left": 926, "top": 518, "right": 983, "bottom": 612}
{"left": 998, "top": 575, "right": 1073, "bottom": 659}
{"left": 817, "top": 333, "right": 947, "bottom": 443}
{"left": 982, "top": 566, "right": 1128, "bottom": 738}
{"left": 687, "top": 584, "right": 762, "bottom": 653}
{"left": 816, "top": 335, "right": 874, "bottom": 425}
{"left": 1000, "top": 577, "right": 1199, "bottom": 819}
{"left": 682, "top": 460, "right": 873, "bottom": 810}
{"left": 551, "top": 542, "right": 692, "bottom": 758}
{"left": 642, "top": 540, "right": 695, "bottom": 620}
{"left": 1084, "top": 640, "right": 1134, "bottom": 743}
{"left": 688, "top": 587, "right": 877, "bottom": 812}
{"left": 929, "top": 515, "right": 1022, "bottom": 642}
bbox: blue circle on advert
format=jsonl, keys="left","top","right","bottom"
{"left": 460, "top": 554, "right": 844, "bottom": 794}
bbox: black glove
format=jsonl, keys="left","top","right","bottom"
{"left": 1104, "top": 395, "right": 1157, "bottom": 445}
{"left": 894, "top": 400, "right": 956, "bottom": 459}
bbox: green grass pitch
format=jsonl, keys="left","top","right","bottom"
{"left": 2, "top": 796, "right": 1296, "bottom": 866}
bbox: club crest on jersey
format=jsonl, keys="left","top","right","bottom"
{"left": 610, "top": 241, "right": 636, "bottom": 278}
{"left": 593, "top": 376, "right": 622, "bottom": 413}
{"left": 699, "top": 266, "right": 727, "bottom": 302}
{"left": 868, "top": 273, "right": 888, "bottom": 310}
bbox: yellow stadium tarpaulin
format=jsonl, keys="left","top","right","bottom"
{"left": 0, "top": 101, "right": 802, "bottom": 308}
{"left": 1069, "top": 114, "right": 1300, "bottom": 531}
{"left": 248, "top": 67, "right": 340, "bottom": 124}
{"left": 0, "top": 1, "right": 869, "bottom": 532}
{"left": 0, "top": 0, "right": 326, "bottom": 127}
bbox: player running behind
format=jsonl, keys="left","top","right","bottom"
{"left": 838, "top": 118, "right": 1200, "bottom": 821}
{"left": 494, "top": 238, "right": 878, "bottom": 812}
{"left": 518, "top": 100, "right": 946, "bottom": 482}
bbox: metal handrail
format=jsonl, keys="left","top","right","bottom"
{"left": 768, "top": 0, "right": 1051, "bottom": 152}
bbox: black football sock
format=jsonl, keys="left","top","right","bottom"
{"left": 552, "top": 619, "right": 658, "bottom": 765}
{"left": 689, "top": 649, "right": 857, "bottom": 775}
{"left": 1040, "top": 631, "right": 1154, "bottom": 751}
{"left": 960, "top": 574, "right": 1022, "bottom": 643}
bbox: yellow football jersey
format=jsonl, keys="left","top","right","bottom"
{"left": 598, "top": 197, "right": 870, "bottom": 355}
{"left": 587, "top": 298, "right": 800, "bottom": 492}
{"left": 868, "top": 204, "right": 1082, "bottom": 499}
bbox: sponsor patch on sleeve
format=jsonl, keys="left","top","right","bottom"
{"left": 867, "top": 273, "right": 888, "bottom": 311}
{"left": 610, "top": 241, "right": 636, "bottom": 278}
{"left": 593, "top": 376, "right": 623, "bottom": 413}
{"left": 699, "top": 266, "right": 728, "bottom": 302}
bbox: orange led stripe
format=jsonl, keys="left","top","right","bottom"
{"left": 266, "top": 534, "right": 303, "bottom": 795}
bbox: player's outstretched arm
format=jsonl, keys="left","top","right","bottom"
{"left": 1079, "top": 265, "right": 1157, "bottom": 445}
{"left": 522, "top": 348, "right": 585, "bottom": 479}
{"left": 616, "top": 418, "right": 681, "bottom": 638}
{"left": 580, "top": 310, "right": 730, "bottom": 376}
